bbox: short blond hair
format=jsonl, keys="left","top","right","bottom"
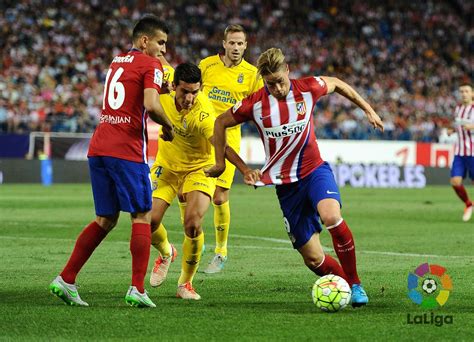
{"left": 257, "top": 48, "right": 286, "bottom": 76}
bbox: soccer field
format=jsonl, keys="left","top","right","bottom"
{"left": 0, "top": 184, "right": 473, "bottom": 341}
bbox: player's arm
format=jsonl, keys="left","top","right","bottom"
{"left": 321, "top": 76, "right": 384, "bottom": 131}
{"left": 205, "top": 110, "right": 261, "bottom": 185}
{"left": 208, "top": 136, "right": 249, "bottom": 175}
{"left": 143, "top": 88, "right": 174, "bottom": 141}
{"left": 461, "top": 123, "right": 474, "bottom": 130}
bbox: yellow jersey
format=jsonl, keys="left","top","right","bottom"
{"left": 162, "top": 64, "right": 175, "bottom": 85}
{"left": 155, "top": 91, "right": 216, "bottom": 172}
{"left": 199, "top": 54, "right": 263, "bottom": 148}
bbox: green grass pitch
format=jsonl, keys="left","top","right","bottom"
{"left": 0, "top": 184, "right": 473, "bottom": 341}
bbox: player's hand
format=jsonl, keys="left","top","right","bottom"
{"left": 160, "top": 125, "right": 174, "bottom": 141}
{"left": 243, "top": 169, "right": 262, "bottom": 186}
{"left": 365, "top": 108, "right": 384, "bottom": 132}
{"left": 204, "top": 163, "right": 226, "bottom": 178}
{"left": 160, "top": 80, "right": 172, "bottom": 94}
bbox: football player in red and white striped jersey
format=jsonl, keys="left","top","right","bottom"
{"left": 207, "top": 48, "right": 383, "bottom": 307}
{"left": 449, "top": 83, "right": 474, "bottom": 221}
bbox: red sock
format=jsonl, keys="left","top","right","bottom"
{"left": 60, "top": 221, "right": 108, "bottom": 284}
{"left": 312, "top": 254, "right": 347, "bottom": 279}
{"left": 130, "top": 223, "right": 151, "bottom": 293}
{"left": 452, "top": 185, "right": 472, "bottom": 207}
{"left": 328, "top": 220, "right": 360, "bottom": 286}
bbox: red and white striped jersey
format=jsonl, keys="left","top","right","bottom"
{"left": 231, "top": 76, "right": 327, "bottom": 185}
{"left": 454, "top": 104, "right": 474, "bottom": 156}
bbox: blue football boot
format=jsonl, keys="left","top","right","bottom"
{"left": 351, "top": 284, "right": 369, "bottom": 307}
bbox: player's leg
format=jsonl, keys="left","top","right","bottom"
{"left": 177, "top": 189, "right": 187, "bottom": 225}
{"left": 450, "top": 156, "right": 473, "bottom": 221}
{"left": 318, "top": 199, "right": 368, "bottom": 307}
{"left": 275, "top": 176, "right": 348, "bottom": 280}
{"left": 49, "top": 156, "right": 121, "bottom": 306}
{"left": 150, "top": 198, "right": 177, "bottom": 287}
{"left": 317, "top": 199, "right": 361, "bottom": 284}
{"left": 107, "top": 156, "right": 156, "bottom": 307}
{"left": 177, "top": 171, "right": 215, "bottom": 299}
{"left": 50, "top": 214, "right": 119, "bottom": 307}
{"left": 297, "top": 233, "right": 348, "bottom": 279}
{"left": 149, "top": 165, "right": 179, "bottom": 287}
{"left": 308, "top": 163, "right": 368, "bottom": 307}
{"left": 204, "top": 160, "right": 236, "bottom": 274}
{"left": 124, "top": 210, "right": 156, "bottom": 308}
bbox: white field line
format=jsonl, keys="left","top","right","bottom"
{"left": 0, "top": 232, "right": 472, "bottom": 259}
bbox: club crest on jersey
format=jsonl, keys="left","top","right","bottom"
{"left": 296, "top": 101, "right": 306, "bottom": 116}
{"left": 199, "top": 111, "right": 209, "bottom": 121}
{"left": 237, "top": 73, "right": 244, "bottom": 84}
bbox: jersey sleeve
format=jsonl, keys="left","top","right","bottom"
{"left": 310, "top": 76, "right": 328, "bottom": 101}
{"left": 143, "top": 59, "right": 163, "bottom": 92}
{"left": 231, "top": 92, "right": 259, "bottom": 123}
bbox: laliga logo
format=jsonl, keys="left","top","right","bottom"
{"left": 407, "top": 263, "right": 452, "bottom": 309}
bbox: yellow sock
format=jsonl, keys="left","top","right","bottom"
{"left": 151, "top": 223, "right": 172, "bottom": 258}
{"left": 178, "top": 201, "right": 187, "bottom": 225}
{"left": 178, "top": 232, "right": 204, "bottom": 285}
{"left": 214, "top": 201, "right": 230, "bottom": 257}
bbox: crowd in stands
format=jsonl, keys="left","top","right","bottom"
{"left": 0, "top": 0, "right": 472, "bottom": 141}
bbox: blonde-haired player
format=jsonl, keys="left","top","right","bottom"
{"left": 197, "top": 24, "right": 264, "bottom": 273}
{"left": 148, "top": 63, "right": 246, "bottom": 299}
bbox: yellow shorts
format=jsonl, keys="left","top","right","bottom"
{"left": 216, "top": 134, "right": 240, "bottom": 190}
{"left": 151, "top": 164, "right": 216, "bottom": 204}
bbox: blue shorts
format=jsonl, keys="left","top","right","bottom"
{"left": 88, "top": 156, "right": 152, "bottom": 216}
{"left": 450, "top": 155, "right": 474, "bottom": 180}
{"left": 275, "top": 162, "right": 341, "bottom": 249}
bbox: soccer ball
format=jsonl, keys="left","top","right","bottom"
{"left": 312, "top": 274, "right": 352, "bottom": 312}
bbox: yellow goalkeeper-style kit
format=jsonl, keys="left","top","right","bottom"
{"left": 151, "top": 91, "right": 217, "bottom": 204}
{"left": 199, "top": 54, "right": 263, "bottom": 188}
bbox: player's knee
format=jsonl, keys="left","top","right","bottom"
{"left": 450, "top": 178, "right": 461, "bottom": 186}
{"left": 320, "top": 214, "right": 341, "bottom": 228}
{"left": 183, "top": 216, "right": 203, "bottom": 238}
{"left": 150, "top": 214, "right": 162, "bottom": 232}
{"left": 213, "top": 189, "right": 228, "bottom": 205}
{"left": 303, "top": 254, "right": 325, "bottom": 270}
{"left": 150, "top": 219, "right": 160, "bottom": 232}
{"left": 95, "top": 215, "right": 118, "bottom": 232}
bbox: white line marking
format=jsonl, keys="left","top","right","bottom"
{"left": 1, "top": 234, "right": 472, "bottom": 259}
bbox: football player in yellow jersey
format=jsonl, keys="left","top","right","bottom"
{"left": 197, "top": 24, "right": 264, "bottom": 273}
{"left": 148, "top": 63, "right": 247, "bottom": 300}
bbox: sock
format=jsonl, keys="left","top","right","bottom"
{"left": 178, "top": 201, "right": 187, "bottom": 225}
{"left": 60, "top": 221, "right": 108, "bottom": 284}
{"left": 214, "top": 201, "right": 230, "bottom": 257}
{"left": 312, "top": 254, "right": 347, "bottom": 279}
{"left": 151, "top": 223, "right": 172, "bottom": 258}
{"left": 178, "top": 232, "right": 204, "bottom": 285}
{"left": 452, "top": 185, "right": 472, "bottom": 206}
{"left": 130, "top": 223, "right": 151, "bottom": 293}
{"left": 327, "top": 219, "right": 360, "bottom": 286}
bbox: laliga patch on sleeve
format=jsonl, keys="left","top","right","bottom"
{"left": 232, "top": 101, "right": 242, "bottom": 112}
{"left": 314, "top": 76, "right": 326, "bottom": 88}
{"left": 154, "top": 69, "right": 163, "bottom": 87}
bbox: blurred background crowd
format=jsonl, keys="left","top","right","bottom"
{"left": 0, "top": 0, "right": 472, "bottom": 141}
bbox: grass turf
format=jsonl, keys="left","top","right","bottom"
{"left": 0, "top": 184, "right": 473, "bottom": 341}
